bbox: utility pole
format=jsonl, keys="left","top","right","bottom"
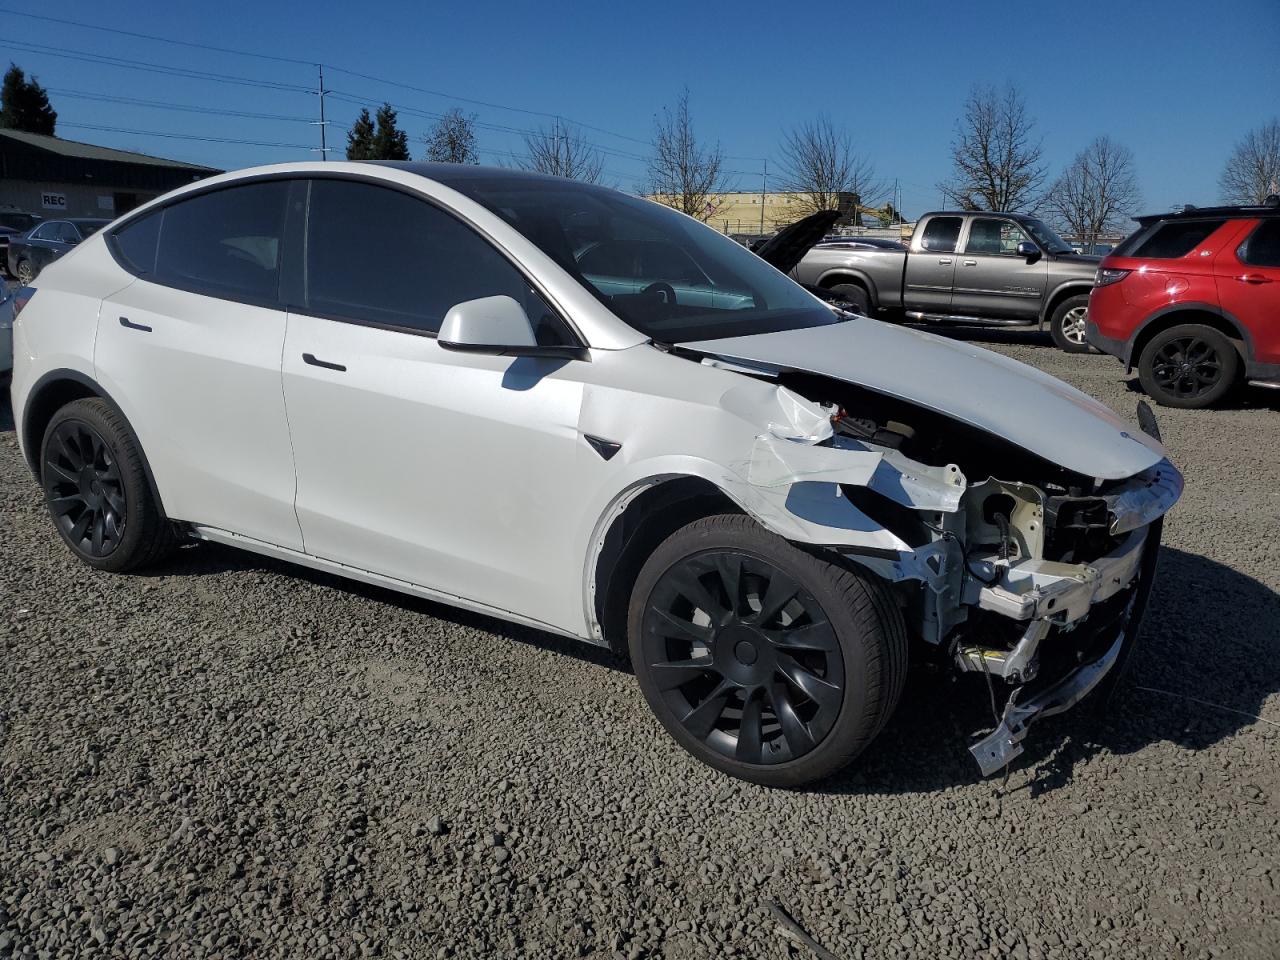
{"left": 759, "top": 159, "right": 767, "bottom": 235}
{"left": 315, "top": 63, "right": 329, "bottom": 161}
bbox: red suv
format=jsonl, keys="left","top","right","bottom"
{"left": 1087, "top": 197, "right": 1280, "bottom": 408}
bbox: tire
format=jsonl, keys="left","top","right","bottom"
{"left": 40, "top": 397, "right": 178, "bottom": 572}
{"left": 1137, "top": 323, "right": 1239, "bottom": 409}
{"left": 627, "top": 513, "right": 907, "bottom": 787}
{"left": 1049, "top": 294, "right": 1091, "bottom": 353}
{"left": 15, "top": 259, "right": 35, "bottom": 285}
{"left": 828, "top": 283, "right": 871, "bottom": 316}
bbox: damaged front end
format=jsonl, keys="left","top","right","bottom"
{"left": 722, "top": 372, "right": 1182, "bottom": 777}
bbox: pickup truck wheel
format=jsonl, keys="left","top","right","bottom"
{"left": 828, "top": 283, "right": 870, "bottom": 315}
{"left": 627, "top": 514, "right": 907, "bottom": 787}
{"left": 1050, "top": 295, "right": 1091, "bottom": 353}
{"left": 1137, "top": 323, "right": 1239, "bottom": 409}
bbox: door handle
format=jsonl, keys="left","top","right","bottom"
{"left": 119, "top": 316, "right": 152, "bottom": 332}
{"left": 938, "top": 258, "right": 953, "bottom": 265}
{"left": 963, "top": 259, "right": 978, "bottom": 266}
{"left": 1237, "top": 274, "right": 1273, "bottom": 284}
{"left": 302, "top": 352, "right": 346, "bottom": 372}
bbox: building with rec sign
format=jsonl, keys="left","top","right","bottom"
{"left": 0, "top": 128, "right": 220, "bottom": 220}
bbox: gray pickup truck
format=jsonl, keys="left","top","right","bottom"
{"left": 791, "top": 211, "right": 1102, "bottom": 352}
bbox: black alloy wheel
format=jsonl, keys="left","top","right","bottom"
{"left": 40, "top": 397, "right": 178, "bottom": 572}
{"left": 640, "top": 550, "right": 845, "bottom": 765}
{"left": 43, "top": 419, "right": 128, "bottom": 558}
{"left": 1150, "top": 336, "right": 1223, "bottom": 399}
{"left": 628, "top": 514, "right": 907, "bottom": 787}
{"left": 1137, "top": 323, "right": 1239, "bottom": 409}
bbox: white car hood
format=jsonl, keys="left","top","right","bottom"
{"left": 686, "top": 317, "right": 1167, "bottom": 480}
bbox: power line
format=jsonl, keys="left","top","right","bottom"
{"left": 0, "top": 7, "right": 318, "bottom": 66}
{"left": 57, "top": 121, "right": 313, "bottom": 151}
{"left": 0, "top": 39, "right": 312, "bottom": 92}
{"left": 48, "top": 88, "right": 314, "bottom": 123}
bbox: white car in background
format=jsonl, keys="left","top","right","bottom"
{"left": 9, "top": 163, "right": 1181, "bottom": 786}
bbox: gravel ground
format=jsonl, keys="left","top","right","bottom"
{"left": 2, "top": 327, "right": 1278, "bottom": 960}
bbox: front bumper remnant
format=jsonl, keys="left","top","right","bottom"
{"left": 967, "top": 517, "right": 1164, "bottom": 777}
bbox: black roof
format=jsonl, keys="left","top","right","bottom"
{"left": 1135, "top": 195, "right": 1280, "bottom": 226}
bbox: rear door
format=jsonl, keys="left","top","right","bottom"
{"left": 903, "top": 215, "right": 961, "bottom": 313}
{"left": 951, "top": 216, "right": 1047, "bottom": 319}
{"left": 96, "top": 179, "right": 304, "bottom": 549}
{"left": 1216, "top": 218, "right": 1280, "bottom": 365}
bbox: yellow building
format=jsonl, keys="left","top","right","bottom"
{"left": 649, "top": 190, "right": 904, "bottom": 236}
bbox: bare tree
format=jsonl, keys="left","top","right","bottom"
{"left": 521, "top": 118, "right": 605, "bottom": 183}
{"left": 1219, "top": 119, "right": 1280, "bottom": 204}
{"left": 939, "top": 83, "right": 1046, "bottom": 212}
{"left": 778, "top": 115, "right": 882, "bottom": 218}
{"left": 423, "top": 107, "right": 479, "bottom": 164}
{"left": 1046, "top": 136, "right": 1141, "bottom": 249}
{"left": 646, "top": 88, "right": 726, "bottom": 221}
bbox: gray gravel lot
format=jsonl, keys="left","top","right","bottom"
{"left": 2, "top": 328, "right": 1278, "bottom": 960}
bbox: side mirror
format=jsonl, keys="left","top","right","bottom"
{"left": 1016, "top": 240, "right": 1041, "bottom": 261}
{"left": 437, "top": 295, "right": 586, "bottom": 360}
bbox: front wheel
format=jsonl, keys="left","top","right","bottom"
{"left": 15, "top": 259, "right": 35, "bottom": 285}
{"left": 1050, "top": 294, "right": 1091, "bottom": 353}
{"left": 40, "top": 398, "right": 178, "bottom": 572}
{"left": 627, "top": 514, "right": 907, "bottom": 787}
{"left": 1137, "top": 323, "right": 1239, "bottom": 409}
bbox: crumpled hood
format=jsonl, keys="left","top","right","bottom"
{"left": 686, "top": 317, "right": 1167, "bottom": 480}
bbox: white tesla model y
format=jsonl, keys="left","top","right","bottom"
{"left": 9, "top": 163, "right": 1181, "bottom": 786}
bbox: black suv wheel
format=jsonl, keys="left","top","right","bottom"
{"left": 627, "top": 514, "right": 906, "bottom": 787}
{"left": 1137, "top": 323, "right": 1239, "bottom": 409}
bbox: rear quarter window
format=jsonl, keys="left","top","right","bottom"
{"left": 1238, "top": 219, "right": 1280, "bottom": 268}
{"left": 1118, "top": 219, "right": 1228, "bottom": 259}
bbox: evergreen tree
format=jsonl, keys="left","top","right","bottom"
{"left": 371, "top": 104, "right": 410, "bottom": 161}
{"left": 0, "top": 63, "right": 57, "bottom": 135}
{"left": 345, "top": 108, "right": 376, "bottom": 160}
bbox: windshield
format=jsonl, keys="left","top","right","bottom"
{"left": 1021, "top": 218, "right": 1074, "bottom": 255}
{"left": 440, "top": 175, "right": 842, "bottom": 343}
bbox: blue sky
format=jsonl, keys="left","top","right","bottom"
{"left": 2, "top": 0, "right": 1276, "bottom": 219}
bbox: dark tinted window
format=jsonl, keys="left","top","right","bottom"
{"left": 919, "top": 216, "right": 962, "bottom": 253}
{"left": 1123, "top": 219, "right": 1227, "bottom": 259}
{"left": 1239, "top": 220, "right": 1280, "bottom": 268}
{"left": 113, "top": 211, "right": 162, "bottom": 275}
{"left": 30, "top": 222, "right": 59, "bottom": 241}
{"left": 154, "top": 181, "right": 290, "bottom": 301}
{"left": 305, "top": 178, "right": 570, "bottom": 342}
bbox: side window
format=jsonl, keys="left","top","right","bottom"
{"left": 154, "top": 181, "right": 290, "bottom": 301}
{"left": 112, "top": 211, "right": 163, "bottom": 276}
{"left": 965, "top": 217, "right": 1030, "bottom": 255}
{"left": 304, "top": 178, "right": 572, "bottom": 344}
{"left": 30, "top": 223, "right": 57, "bottom": 241}
{"left": 919, "top": 217, "right": 962, "bottom": 253}
{"left": 1130, "top": 219, "right": 1227, "bottom": 259}
{"left": 1239, "top": 220, "right": 1280, "bottom": 268}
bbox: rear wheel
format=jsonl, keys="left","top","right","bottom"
{"left": 1137, "top": 323, "right": 1239, "bottom": 409}
{"left": 40, "top": 398, "right": 177, "bottom": 572}
{"left": 828, "top": 283, "right": 870, "bottom": 315}
{"left": 1050, "top": 294, "right": 1091, "bottom": 353}
{"left": 627, "top": 514, "right": 906, "bottom": 787}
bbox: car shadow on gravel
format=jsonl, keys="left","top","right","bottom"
{"left": 818, "top": 546, "right": 1280, "bottom": 797}
{"left": 160, "top": 540, "right": 632, "bottom": 675}
{"left": 1121, "top": 376, "right": 1280, "bottom": 412}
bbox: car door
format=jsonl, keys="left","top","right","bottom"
{"left": 903, "top": 215, "right": 961, "bottom": 313}
{"left": 96, "top": 179, "right": 304, "bottom": 550}
{"left": 26, "top": 222, "right": 63, "bottom": 272}
{"left": 280, "top": 177, "right": 587, "bottom": 628}
{"left": 951, "top": 216, "right": 1048, "bottom": 319}
{"left": 1216, "top": 218, "right": 1280, "bottom": 365}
